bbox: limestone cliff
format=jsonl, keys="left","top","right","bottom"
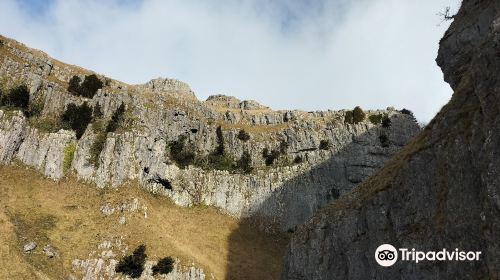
{"left": 0, "top": 34, "right": 419, "bottom": 233}
{"left": 282, "top": 1, "right": 500, "bottom": 279}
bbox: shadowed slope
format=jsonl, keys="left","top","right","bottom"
{"left": 282, "top": 1, "right": 500, "bottom": 279}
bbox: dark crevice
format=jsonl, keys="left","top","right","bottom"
{"left": 149, "top": 175, "right": 172, "bottom": 190}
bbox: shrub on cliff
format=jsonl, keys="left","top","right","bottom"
{"left": 106, "top": 103, "right": 125, "bottom": 132}
{"left": 369, "top": 114, "right": 383, "bottom": 125}
{"left": 68, "top": 76, "right": 81, "bottom": 95}
{"left": 204, "top": 126, "right": 236, "bottom": 171}
{"left": 67, "top": 74, "right": 103, "bottom": 98}
{"left": 352, "top": 106, "right": 365, "bottom": 123}
{"left": 152, "top": 257, "right": 174, "bottom": 275}
{"left": 262, "top": 148, "right": 280, "bottom": 166}
{"left": 237, "top": 129, "right": 250, "bottom": 141}
{"left": 81, "top": 74, "right": 103, "bottom": 98}
{"left": 400, "top": 108, "right": 417, "bottom": 123}
{"left": 169, "top": 135, "right": 196, "bottom": 169}
{"left": 214, "top": 126, "right": 225, "bottom": 155}
{"left": 400, "top": 108, "right": 413, "bottom": 116}
{"left": 382, "top": 115, "right": 391, "bottom": 128}
{"left": 61, "top": 102, "right": 93, "bottom": 139}
{"left": 90, "top": 128, "right": 107, "bottom": 167}
{"left": 319, "top": 140, "right": 331, "bottom": 150}
{"left": 1, "top": 84, "right": 30, "bottom": 110}
{"left": 236, "top": 150, "right": 253, "bottom": 173}
{"left": 344, "top": 110, "right": 354, "bottom": 124}
{"left": 344, "top": 107, "right": 366, "bottom": 124}
{"left": 379, "top": 134, "right": 389, "bottom": 147}
{"left": 116, "top": 245, "right": 147, "bottom": 278}
{"left": 206, "top": 152, "right": 235, "bottom": 170}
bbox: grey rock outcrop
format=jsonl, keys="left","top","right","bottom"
{"left": 23, "top": 241, "right": 36, "bottom": 252}
{"left": 0, "top": 34, "right": 419, "bottom": 231}
{"left": 204, "top": 94, "right": 269, "bottom": 110}
{"left": 71, "top": 240, "right": 208, "bottom": 280}
{"left": 282, "top": 1, "right": 500, "bottom": 279}
{"left": 138, "top": 77, "right": 196, "bottom": 100}
{"left": 43, "top": 245, "right": 59, "bottom": 258}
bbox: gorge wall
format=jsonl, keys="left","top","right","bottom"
{"left": 282, "top": 0, "right": 500, "bottom": 279}
{"left": 0, "top": 35, "right": 419, "bottom": 232}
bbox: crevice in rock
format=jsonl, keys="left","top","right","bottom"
{"left": 149, "top": 175, "right": 172, "bottom": 190}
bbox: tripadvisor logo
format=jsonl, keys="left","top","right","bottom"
{"left": 375, "top": 244, "right": 398, "bottom": 267}
{"left": 374, "top": 244, "right": 482, "bottom": 267}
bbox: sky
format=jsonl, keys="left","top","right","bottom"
{"left": 0, "top": 0, "right": 462, "bottom": 122}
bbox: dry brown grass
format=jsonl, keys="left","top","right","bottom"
{"left": 0, "top": 164, "right": 289, "bottom": 280}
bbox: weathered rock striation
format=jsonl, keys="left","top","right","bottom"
{"left": 282, "top": 1, "right": 500, "bottom": 279}
{"left": 0, "top": 34, "right": 419, "bottom": 232}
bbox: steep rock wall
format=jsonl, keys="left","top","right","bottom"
{"left": 0, "top": 35, "right": 419, "bottom": 231}
{"left": 282, "top": 1, "right": 500, "bottom": 279}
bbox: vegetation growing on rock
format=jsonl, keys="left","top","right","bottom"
{"left": 168, "top": 127, "right": 239, "bottom": 171}
{"left": 116, "top": 244, "right": 147, "bottom": 278}
{"left": 205, "top": 126, "right": 235, "bottom": 170}
{"left": 26, "top": 95, "right": 44, "bottom": 118}
{"left": 344, "top": 110, "right": 354, "bottom": 124}
{"left": 152, "top": 257, "right": 175, "bottom": 275}
{"left": 352, "top": 106, "right": 366, "bottom": 123}
{"left": 0, "top": 84, "right": 30, "bottom": 113}
{"left": 344, "top": 106, "right": 365, "bottom": 124}
{"left": 106, "top": 103, "right": 125, "bottom": 133}
{"left": 63, "top": 143, "right": 76, "bottom": 174}
{"left": 237, "top": 129, "right": 250, "bottom": 141}
{"left": 368, "top": 114, "right": 383, "bottom": 125}
{"left": 379, "top": 134, "right": 389, "bottom": 147}
{"left": 61, "top": 102, "right": 93, "bottom": 139}
{"left": 400, "top": 108, "right": 417, "bottom": 123}
{"left": 262, "top": 148, "right": 281, "bottom": 166}
{"left": 236, "top": 150, "right": 253, "bottom": 174}
{"left": 319, "top": 140, "right": 331, "bottom": 150}
{"left": 67, "top": 74, "right": 103, "bottom": 98}
{"left": 90, "top": 123, "right": 107, "bottom": 167}
{"left": 382, "top": 114, "right": 391, "bottom": 127}
{"left": 168, "top": 135, "right": 196, "bottom": 169}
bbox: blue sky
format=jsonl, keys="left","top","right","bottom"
{"left": 0, "top": 0, "right": 461, "bottom": 121}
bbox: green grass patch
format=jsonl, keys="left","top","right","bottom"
{"left": 63, "top": 143, "right": 76, "bottom": 175}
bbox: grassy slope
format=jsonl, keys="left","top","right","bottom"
{"left": 0, "top": 164, "right": 289, "bottom": 279}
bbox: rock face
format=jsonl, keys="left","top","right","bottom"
{"left": 71, "top": 239, "right": 208, "bottom": 280}
{"left": 0, "top": 34, "right": 419, "bottom": 232}
{"left": 138, "top": 77, "right": 197, "bottom": 100}
{"left": 282, "top": 1, "right": 500, "bottom": 279}
{"left": 204, "top": 94, "right": 269, "bottom": 110}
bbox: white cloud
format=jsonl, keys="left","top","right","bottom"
{"left": 0, "top": 0, "right": 461, "bottom": 121}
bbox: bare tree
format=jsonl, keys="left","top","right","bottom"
{"left": 437, "top": 6, "right": 455, "bottom": 26}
